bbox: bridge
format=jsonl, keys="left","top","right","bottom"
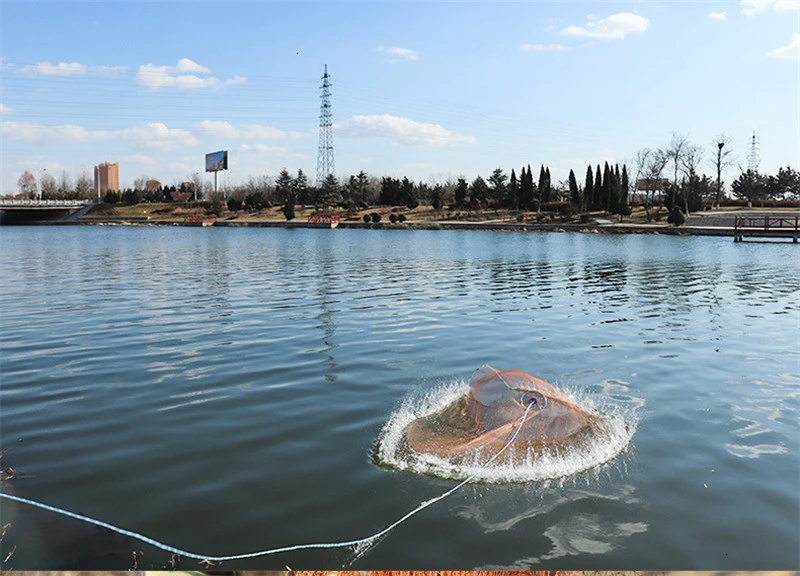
{"left": 0, "top": 199, "right": 93, "bottom": 224}
{"left": 734, "top": 215, "right": 799, "bottom": 242}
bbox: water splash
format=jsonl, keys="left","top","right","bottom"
{"left": 375, "top": 377, "right": 638, "bottom": 483}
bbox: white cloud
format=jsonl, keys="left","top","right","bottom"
{"left": 116, "top": 123, "right": 198, "bottom": 151}
{"left": 561, "top": 12, "right": 650, "bottom": 40}
{"left": 520, "top": 43, "right": 571, "bottom": 52}
{"left": 90, "top": 65, "right": 128, "bottom": 74}
{"left": 375, "top": 46, "right": 419, "bottom": 61}
{"left": 237, "top": 143, "right": 308, "bottom": 160}
{"left": 18, "top": 61, "right": 128, "bottom": 77}
{"left": 21, "top": 61, "right": 88, "bottom": 76}
{"left": 334, "top": 114, "right": 476, "bottom": 147}
{"left": 741, "top": 0, "right": 800, "bottom": 16}
{"left": 767, "top": 33, "right": 800, "bottom": 60}
{"left": 0, "top": 104, "right": 13, "bottom": 115}
{"left": 708, "top": 11, "right": 728, "bottom": 20}
{"left": 1, "top": 121, "right": 106, "bottom": 144}
{"left": 0, "top": 120, "right": 197, "bottom": 150}
{"left": 136, "top": 58, "right": 246, "bottom": 89}
{"left": 193, "top": 120, "right": 287, "bottom": 140}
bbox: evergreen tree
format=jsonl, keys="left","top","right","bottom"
{"left": 593, "top": 165, "right": 602, "bottom": 211}
{"left": 584, "top": 165, "right": 594, "bottom": 211}
{"left": 537, "top": 165, "right": 547, "bottom": 205}
{"left": 318, "top": 174, "right": 339, "bottom": 208}
{"left": 620, "top": 164, "right": 631, "bottom": 214}
{"left": 430, "top": 184, "right": 445, "bottom": 211}
{"left": 508, "top": 168, "right": 519, "bottom": 209}
{"left": 282, "top": 192, "right": 296, "bottom": 220}
{"left": 470, "top": 176, "right": 490, "bottom": 205}
{"left": 545, "top": 167, "right": 552, "bottom": 204}
{"left": 379, "top": 177, "right": 401, "bottom": 205}
{"left": 601, "top": 162, "right": 612, "bottom": 212}
{"left": 292, "top": 169, "right": 310, "bottom": 205}
{"left": 488, "top": 167, "right": 508, "bottom": 204}
{"left": 568, "top": 169, "right": 579, "bottom": 207}
{"left": 522, "top": 164, "right": 535, "bottom": 210}
{"left": 275, "top": 168, "right": 293, "bottom": 204}
{"left": 731, "top": 170, "right": 767, "bottom": 205}
{"left": 454, "top": 177, "right": 468, "bottom": 208}
{"left": 609, "top": 164, "right": 621, "bottom": 214}
{"left": 400, "top": 177, "right": 418, "bottom": 209}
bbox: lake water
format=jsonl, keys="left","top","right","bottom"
{"left": 0, "top": 225, "right": 797, "bottom": 570}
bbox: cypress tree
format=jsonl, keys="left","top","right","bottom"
{"left": 620, "top": 164, "right": 630, "bottom": 214}
{"left": 521, "top": 164, "right": 534, "bottom": 210}
{"left": 454, "top": 177, "right": 468, "bottom": 208}
{"left": 537, "top": 164, "right": 548, "bottom": 205}
{"left": 568, "top": 169, "right": 579, "bottom": 207}
{"left": 610, "top": 164, "right": 621, "bottom": 214}
{"left": 602, "top": 162, "right": 611, "bottom": 212}
{"left": 593, "top": 165, "right": 602, "bottom": 211}
{"left": 509, "top": 168, "right": 519, "bottom": 209}
{"left": 545, "top": 167, "right": 552, "bottom": 203}
{"left": 584, "top": 165, "right": 593, "bottom": 211}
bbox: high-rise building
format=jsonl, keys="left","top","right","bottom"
{"left": 94, "top": 162, "right": 119, "bottom": 194}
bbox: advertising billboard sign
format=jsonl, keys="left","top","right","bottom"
{"left": 205, "top": 150, "right": 228, "bottom": 173}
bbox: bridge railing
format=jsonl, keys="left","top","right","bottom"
{"left": 0, "top": 199, "right": 92, "bottom": 207}
{"left": 734, "top": 216, "right": 799, "bottom": 231}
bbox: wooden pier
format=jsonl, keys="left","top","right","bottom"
{"left": 734, "top": 215, "right": 799, "bottom": 242}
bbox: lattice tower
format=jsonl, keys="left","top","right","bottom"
{"left": 747, "top": 131, "right": 760, "bottom": 173}
{"left": 316, "top": 64, "right": 335, "bottom": 185}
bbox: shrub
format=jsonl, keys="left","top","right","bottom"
{"left": 363, "top": 214, "right": 371, "bottom": 223}
{"left": 209, "top": 199, "right": 225, "bottom": 217}
{"left": 389, "top": 213, "right": 398, "bottom": 223}
{"left": 245, "top": 192, "right": 269, "bottom": 212}
{"left": 227, "top": 197, "right": 243, "bottom": 211}
{"left": 667, "top": 206, "right": 686, "bottom": 226}
{"left": 397, "top": 214, "right": 406, "bottom": 223}
{"left": 370, "top": 212, "right": 382, "bottom": 223}
{"left": 282, "top": 200, "right": 295, "bottom": 221}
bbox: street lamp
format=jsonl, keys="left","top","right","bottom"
{"left": 716, "top": 142, "right": 724, "bottom": 209}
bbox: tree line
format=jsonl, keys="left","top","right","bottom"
{"left": 12, "top": 132, "right": 799, "bottom": 218}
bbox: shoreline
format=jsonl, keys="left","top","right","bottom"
{"left": 3, "top": 206, "right": 798, "bottom": 239}
{"left": 14, "top": 217, "right": 746, "bottom": 237}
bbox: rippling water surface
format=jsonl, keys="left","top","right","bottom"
{"left": 0, "top": 226, "right": 797, "bottom": 570}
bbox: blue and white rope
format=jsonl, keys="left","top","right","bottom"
{"left": 0, "top": 402, "right": 533, "bottom": 563}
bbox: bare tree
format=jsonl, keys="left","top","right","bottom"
{"left": 134, "top": 175, "right": 150, "bottom": 191}
{"left": 75, "top": 169, "right": 93, "bottom": 199}
{"left": 40, "top": 172, "right": 58, "bottom": 199}
{"left": 711, "top": 133, "right": 735, "bottom": 207}
{"left": 665, "top": 132, "right": 689, "bottom": 207}
{"left": 190, "top": 172, "right": 204, "bottom": 201}
{"left": 679, "top": 144, "right": 704, "bottom": 214}
{"left": 636, "top": 148, "right": 669, "bottom": 221}
{"left": 58, "top": 171, "right": 73, "bottom": 198}
{"left": 17, "top": 171, "right": 37, "bottom": 198}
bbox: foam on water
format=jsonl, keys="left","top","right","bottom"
{"left": 375, "top": 377, "right": 638, "bottom": 483}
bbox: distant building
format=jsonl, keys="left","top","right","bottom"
{"left": 145, "top": 179, "right": 162, "bottom": 191}
{"left": 94, "top": 162, "right": 119, "bottom": 193}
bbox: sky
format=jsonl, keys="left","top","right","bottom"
{"left": 1, "top": 0, "right": 798, "bottom": 194}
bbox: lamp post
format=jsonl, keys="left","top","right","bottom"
{"left": 716, "top": 142, "right": 724, "bottom": 209}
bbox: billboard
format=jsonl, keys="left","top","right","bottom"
{"left": 205, "top": 150, "right": 228, "bottom": 172}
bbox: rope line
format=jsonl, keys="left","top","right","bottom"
{"left": 0, "top": 402, "right": 534, "bottom": 563}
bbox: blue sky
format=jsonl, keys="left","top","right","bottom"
{"left": 1, "top": 0, "right": 798, "bottom": 193}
